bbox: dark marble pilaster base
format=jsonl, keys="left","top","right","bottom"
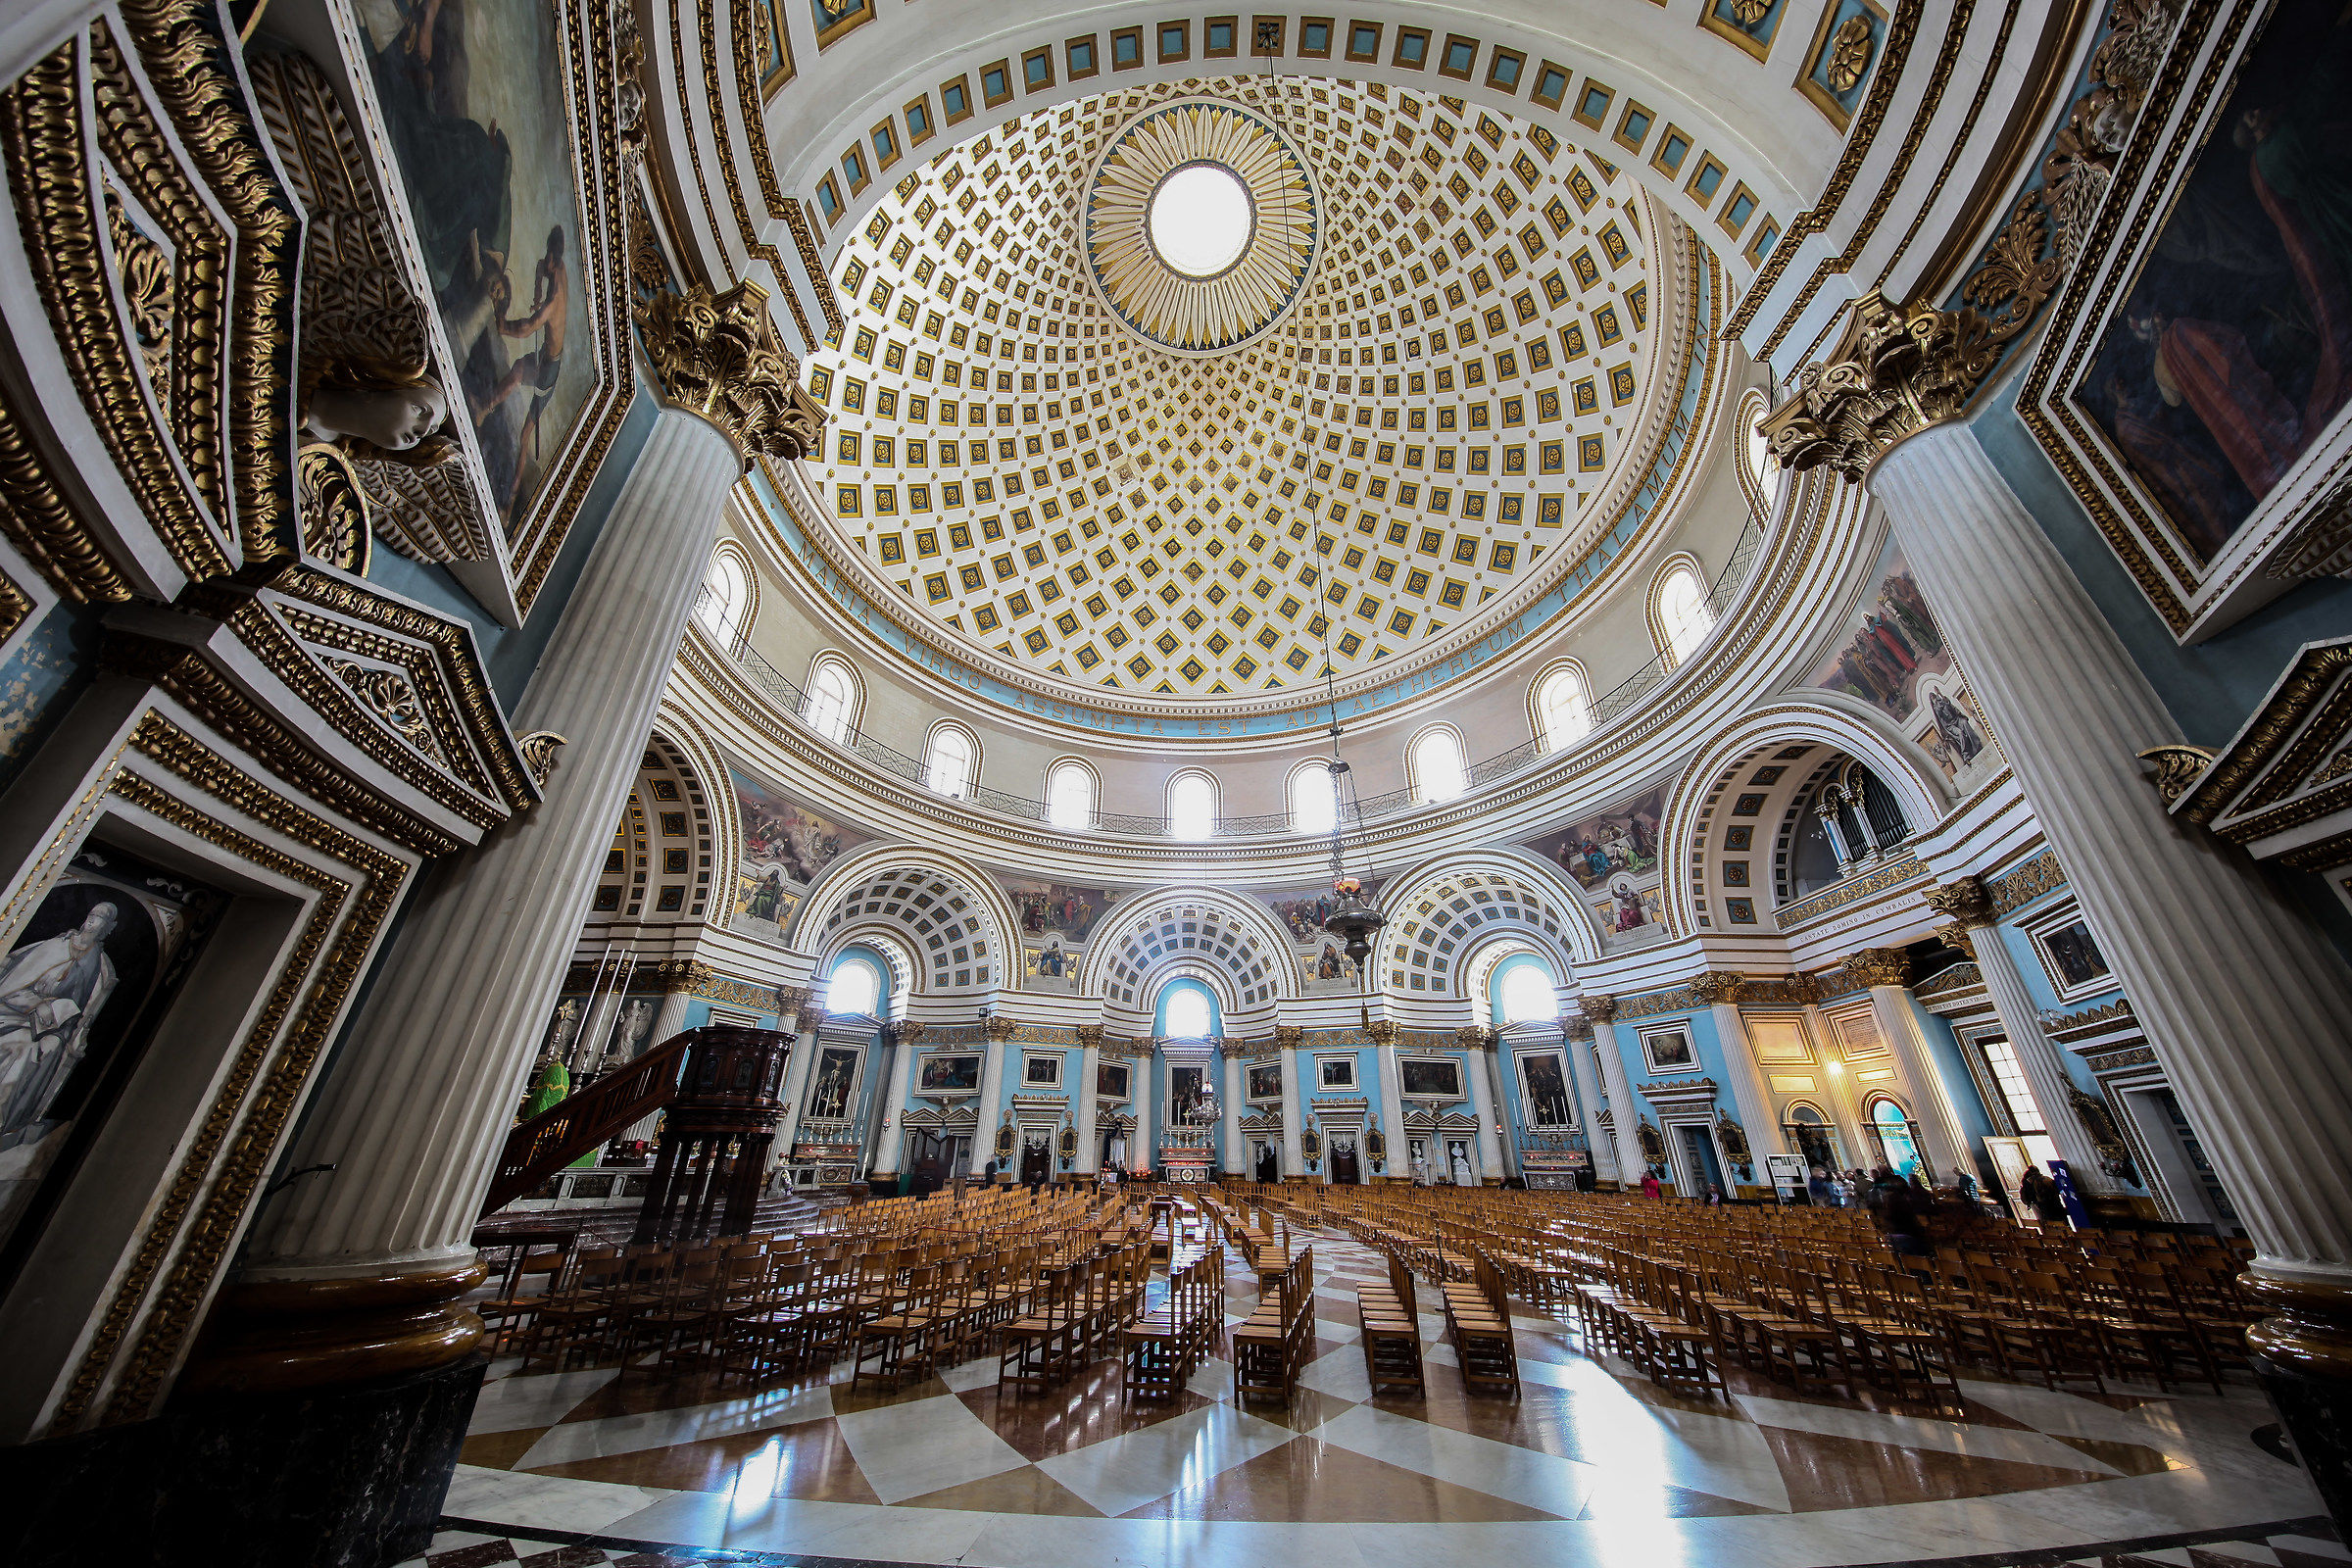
{"left": 9, "top": 1350, "right": 485, "bottom": 1568}
{"left": 2254, "top": 1352, "right": 2352, "bottom": 1535}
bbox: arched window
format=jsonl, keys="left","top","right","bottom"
{"left": 1159, "top": 979, "right": 1217, "bottom": 1040}
{"left": 924, "top": 723, "right": 976, "bottom": 799}
{"left": 1534, "top": 663, "right": 1592, "bottom": 750}
{"left": 1167, "top": 771, "right": 1216, "bottom": 840}
{"left": 802, "top": 656, "right": 858, "bottom": 744}
{"left": 1497, "top": 959, "right": 1557, "bottom": 1025}
{"left": 1409, "top": 727, "right": 1467, "bottom": 805}
{"left": 826, "top": 952, "right": 882, "bottom": 1018}
{"left": 1869, "top": 1097, "right": 1924, "bottom": 1180}
{"left": 1046, "top": 760, "right": 1095, "bottom": 830}
{"left": 1289, "top": 761, "right": 1338, "bottom": 835}
{"left": 697, "top": 549, "right": 751, "bottom": 646}
{"left": 1656, "top": 564, "right": 1713, "bottom": 667}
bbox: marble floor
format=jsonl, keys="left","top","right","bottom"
{"left": 427, "top": 1229, "right": 2329, "bottom": 1568}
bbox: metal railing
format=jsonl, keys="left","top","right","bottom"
{"left": 688, "top": 513, "right": 1765, "bottom": 841}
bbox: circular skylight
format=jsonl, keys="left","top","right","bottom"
{"left": 1148, "top": 162, "right": 1253, "bottom": 277}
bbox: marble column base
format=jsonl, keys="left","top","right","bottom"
{"left": 179, "top": 1256, "right": 487, "bottom": 1396}
{"left": 2247, "top": 1273, "right": 2352, "bottom": 1535}
{"left": 11, "top": 1350, "right": 485, "bottom": 1566}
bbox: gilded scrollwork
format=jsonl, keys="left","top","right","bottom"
{"left": 294, "top": 443, "right": 370, "bottom": 574}
{"left": 2138, "top": 743, "right": 2216, "bottom": 808}
{"left": 318, "top": 652, "right": 444, "bottom": 765}
{"left": 104, "top": 184, "right": 174, "bottom": 393}
{"left": 637, "top": 279, "right": 826, "bottom": 464}
{"left": 516, "top": 731, "right": 566, "bottom": 788}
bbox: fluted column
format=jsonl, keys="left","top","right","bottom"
{"left": 1925, "top": 879, "right": 2111, "bottom": 1189}
{"left": 1219, "top": 1044, "right": 1246, "bottom": 1176}
{"left": 1369, "top": 1021, "right": 1409, "bottom": 1183}
{"left": 1561, "top": 1016, "right": 1612, "bottom": 1179}
{"left": 1458, "top": 1028, "right": 1503, "bottom": 1182}
{"left": 1126, "top": 1040, "right": 1155, "bottom": 1176}
{"left": 242, "top": 410, "right": 737, "bottom": 1294}
{"left": 1074, "top": 1025, "right": 1102, "bottom": 1176}
{"left": 1276, "top": 1024, "right": 1305, "bottom": 1178}
{"left": 1583, "top": 997, "right": 1644, "bottom": 1186}
{"left": 774, "top": 1004, "right": 826, "bottom": 1156}
{"left": 975, "top": 1016, "right": 1013, "bottom": 1181}
{"left": 1693, "top": 972, "right": 1784, "bottom": 1191}
{"left": 1845, "top": 949, "right": 1970, "bottom": 1177}
{"left": 868, "top": 1021, "right": 923, "bottom": 1178}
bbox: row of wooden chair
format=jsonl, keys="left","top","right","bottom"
{"left": 1358, "top": 1251, "right": 1425, "bottom": 1396}
{"left": 1440, "top": 1250, "right": 1521, "bottom": 1398}
{"left": 1123, "top": 1244, "right": 1224, "bottom": 1401}
{"left": 1233, "top": 1247, "right": 1315, "bottom": 1401}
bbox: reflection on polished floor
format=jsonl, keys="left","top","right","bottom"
{"left": 425, "top": 1229, "right": 2328, "bottom": 1568}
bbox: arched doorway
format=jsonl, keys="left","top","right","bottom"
{"left": 1868, "top": 1098, "right": 1925, "bottom": 1180}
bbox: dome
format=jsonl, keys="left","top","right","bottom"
{"left": 800, "top": 75, "right": 1673, "bottom": 708}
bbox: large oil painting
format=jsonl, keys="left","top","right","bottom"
{"left": 729, "top": 764, "right": 868, "bottom": 941}
{"left": 1005, "top": 881, "right": 1118, "bottom": 944}
{"left": 360, "top": 0, "right": 597, "bottom": 526}
{"left": 0, "top": 848, "right": 223, "bottom": 1250}
{"left": 1808, "top": 537, "right": 1949, "bottom": 721}
{"left": 2074, "top": 0, "right": 2352, "bottom": 563}
{"left": 1524, "top": 786, "right": 1665, "bottom": 893}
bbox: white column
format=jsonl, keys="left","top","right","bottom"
{"left": 1696, "top": 975, "right": 1786, "bottom": 1190}
{"left": 1277, "top": 1026, "right": 1305, "bottom": 1177}
{"left": 1220, "top": 1048, "right": 1246, "bottom": 1175}
{"left": 1374, "top": 1038, "right": 1409, "bottom": 1182}
{"left": 1074, "top": 1028, "right": 1102, "bottom": 1176}
{"left": 869, "top": 1027, "right": 917, "bottom": 1178}
{"left": 1583, "top": 998, "right": 1645, "bottom": 1185}
{"left": 974, "top": 1025, "right": 1010, "bottom": 1181}
{"left": 1561, "top": 1018, "right": 1612, "bottom": 1176}
{"left": 1935, "top": 888, "right": 2116, "bottom": 1191}
{"left": 1850, "top": 956, "right": 1969, "bottom": 1178}
{"left": 244, "top": 408, "right": 741, "bottom": 1281}
{"left": 1129, "top": 1045, "right": 1155, "bottom": 1176}
{"left": 773, "top": 1005, "right": 826, "bottom": 1156}
{"left": 1873, "top": 423, "right": 2352, "bottom": 1286}
{"left": 1463, "top": 1040, "right": 1503, "bottom": 1183}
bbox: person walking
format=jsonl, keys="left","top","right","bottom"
{"left": 1640, "top": 1170, "right": 1663, "bottom": 1200}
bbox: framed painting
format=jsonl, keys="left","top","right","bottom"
{"left": 1641, "top": 1026, "right": 1697, "bottom": 1073}
{"left": 1022, "top": 1053, "right": 1062, "bottom": 1088}
{"left": 1096, "top": 1059, "right": 1131, "bottom": 1100}
{"left": 918, "top": 1052, "right": 981, "bottom": 1092}
{"left": 2025, "top": 0, "right": 2352, "bottom": 637}
{"left": 1246, "top": 1061, "right": 1283, "bottom": 1100}
{"left": 1317, "top": 1055, "right": 1357, "bottom": 1089}
{"left": 1399, "top": 1057, "right": 1464, "bottom": 1099}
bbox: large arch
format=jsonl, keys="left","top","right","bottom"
{"left": 1658, "top": 696, "right": 1950, "bottom": 936}
{"left": 1375, "top": 845, "right": 1603, "bottom": 1000}
{"left": 1080, "top": 884, "right": 1301, "bottom": 1015}
{"left": 788, "top": 841, "right": 1025, "bottom": 999}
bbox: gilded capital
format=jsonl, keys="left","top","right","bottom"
{"left": 800, "top": 1006, "right": 829, "bottom": 1029}
{"left": 1363, "top": 1020, "right": 1400, "bottom": 1047}
{"left": 1274, "top": 1024, "right": 1306, "bottom": 1050}
{"left": 984, "top": 1014, "right": 1018, "bottom": 1042}
{"left": 1921, "top": 876, "right": 1994, "bottom": 927}
{"left": 635, "top": 280, "right": 826, "bottom": 466}
{"left": 1453, "top": 1025, "right": 1495, "bottom": 1052}
{"left": 775, "top": 984, "right": 810, "bottom": 1013}
{"left": 1219, "top": 1038, "right": 1260, "bottom": 1058}
{"left": 1759, "top": 287, "right": 2041, "bottom": 482}
{"left": 1934, "top": 922, "right": 1978, "bottom": 960}
{"left": 894, "top": 1020, "right": 927, "bottom": 1044}
{"left": 1844, "top": 948, "right": 1911, "bottom": 990}
{"left": 1690, "top": 971, "right": 1745, "bottom": 1007}
{"left": 1580, "top": 994, "right": 1618, "bottom": 1024}
{"left": 1560, "top": 1015, "right": 1594, "bottom": 1041}
{"left": 1075, "top": 1023, "right": 1105, "bottom": 1048}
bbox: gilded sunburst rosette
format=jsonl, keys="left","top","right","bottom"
{"left": 1084, "top": 97, "right": 1319, "bottom": 356}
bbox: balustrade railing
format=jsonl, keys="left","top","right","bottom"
{"left": 687, "top": 514, "right": 1764, "bottom": 841}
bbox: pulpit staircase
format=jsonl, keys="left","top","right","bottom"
{"left": 479, "top": 1029, "right": 697, "bottom": 1215}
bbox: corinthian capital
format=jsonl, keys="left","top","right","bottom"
{"left": 1759, "top": 289, "right": 2034, "bottom": 482}
{"left": 984, "top": 1014, "right": 1018, "bottom": 1042}
{"left": 1921, "top": 876, "right": 1993, "bottom": 927}
{"left": 635, "top": 279, "right": 826, "bottom": 465}
{"left": 1075, "top": 1024, "right": 1105, "bottom": 1048}
{"left": 1580, "top": 994, "right": 1618, "bottom": 1024}
{"left": 1364, "top": 1020, "right": 1400, "bottom": 1046}
{"left": 1454, "top": 1025, "right": 1495, "bottom": 1053}
{"left": 1934, "top": 922, "right": 1978, "bottom": 959}
{"left": 1274, "top": 1024, "right": 1305, "bottom": 1050}
{"left": 1844, "top": 948, "right": 1911, "bottom": 990}
{"left": 1690, "top": 971, "right": 1745, "bottom": 1007}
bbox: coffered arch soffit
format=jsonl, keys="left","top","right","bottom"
{"left": 789, "top": 840, "right": 1025, "bottom": 995}
{"left": 1375, "top": 845, "right": 1601, "bottom": 997}
{"left": 1079, "top": 883, "right": 1301, "bottom": 1012}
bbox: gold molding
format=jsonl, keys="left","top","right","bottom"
{"left": 42, "top": 712, "right": 407, "bottom": 1429}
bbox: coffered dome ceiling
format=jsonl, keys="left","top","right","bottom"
{"left": 801, "top": 74, "right": 1673, "bottom": 699}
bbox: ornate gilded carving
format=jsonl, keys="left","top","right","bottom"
{"left": 1560, "top": 1015, "right": 1594, "bottom": 1042}
{"left": 1934, "top": 922, "right": 1978, "bottom": 959}
{"left": 1843, "top": 948, "right": 1910, "bottom": 989}
{"left": 1273, "top": 1024, "right": 1305, "bottom": 1050}
{"left": 1635, "top": 1117, "right": 1666, "bottom": 1166}
{"left": 294, "top": 444, "right": 370, "bottom": 574}
{"left": 636, "top": 279, "right": 825, "bottom": 464}
{"left": 1075, "top": 1023, "right": 1104, "bottom": 1048}
{"left": 1767, "top": 0, "right": 2180, "bottom": 478}
{"left": 1987, "top": 848, "right": 2065, "bottom": 918}
{"left": 318, "top": 653, "right": 443, "bottom": 764}
{"left": 1921, "top": 875, "right": 1994, "bottom": 926}
{"left": 104, "top": 183, "right": 174, "bottom": 391}
{"left": 1453, "top": 1025, "right": 1495, "bottom": 1052}
{"left": 2067, "top": 1081, "right": 2138, "bottom": 1183}
{"left": 1581, "top": 995, "right": 1619, "bottom": 1024}
{"left": 2139, "top": 743, "right": 2217, "bottom": 807}
{"left": 612, "top": 0, "right": 647, "bottom": 162}
{"left": 984, "top": 1014, "right": 1018, "bottom": 1042}
{"left": 1364, "top": 1020, "right": 1400, "bottom": 1046}
{"left": 53, "top": 712, "right": 408, "bottom": 1430}
{"left": 515, "top": 731, "right": 566, "bottom": 789}
{"left": 0, "top": 373, "right": 131, "bottom": 603}
{"left": 1690, "top": 971, "right": 1746, "bottom": 1007}
{"left": 1716, "top": 1114, "right": 1752, "bottom": 1164}
{"left": 1825, "top": 16, "right": 1876, "bottom": 92}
